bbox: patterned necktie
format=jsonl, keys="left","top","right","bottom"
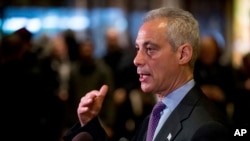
{"left": 146, "top": 101, "right": 166, "bottom": 141}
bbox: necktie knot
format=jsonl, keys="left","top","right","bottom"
{"left": 146, "top": 101, "right": 166, "bottom": 141}
{"left": 152, "top": 101, "right": 166, "bottom": 116}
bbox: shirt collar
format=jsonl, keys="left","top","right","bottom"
{"left": 161, "top": 79, "right": 195, "bottom": 112}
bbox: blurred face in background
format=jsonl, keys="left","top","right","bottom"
{"left": 79, "top": 41, "right": 94, "bottom": 61}
{"left": 242, "top": 53, "right": 250, "bottom": 76}
{"left": 105, "top": 28, "right": 120, "bottom": 52}
{"left": 51, "top": 35, "right": 68, "bottom": 60}
{"left": 199, "top": 36, "right": 221, "bottom": 65}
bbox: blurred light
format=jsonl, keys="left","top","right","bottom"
{"left": 232, "top": 0, "right": 250, "bottom": 68}
{"left": 26, "top": 18, "right": 41, "bottom": 33}
{"left": 3, "top": 17, "right": 27, "bottom": 32}
{"left": 66, "top": 16, "right": 89, "bottom": 30}
{"left": 58, "top": 17, "right": 68, "bottom": 29}
{"left": 105, "top": 8, "right": 127, "bottom": 32}
{"left": 43, "top": 15, "right": 59, "bottom": 29}
{"left": 114, "top": 17, "right": 127, "bottom": 32}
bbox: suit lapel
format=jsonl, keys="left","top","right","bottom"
{"left": 155, "top": 112, "right": 182, "bottom": 141}
{"left": 154, "top": 85, "right": 202, "bottom": 141}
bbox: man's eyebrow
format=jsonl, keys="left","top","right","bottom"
{"left": 135, "top": 40, "right": 158, "bottom": 47}
{"left": 143, "top": 41, "right": 158, "bottom": 47}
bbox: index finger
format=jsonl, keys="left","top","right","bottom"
{"left": 97, "top": 85, "right": 108, "bottom": 97}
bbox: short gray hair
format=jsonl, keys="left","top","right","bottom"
{"left": 143, "top": 7, "right": 200, "bottom": 69}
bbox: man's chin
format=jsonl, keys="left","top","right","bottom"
{"left": 141, "top": 84, "right": 153, "bottom": 93}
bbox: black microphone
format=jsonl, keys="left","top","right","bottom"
{"left": 72, "top": 132, "right": 93, "bottom": 141}
{"left": 119, "top": 137, "right": 129, "bottom": 141}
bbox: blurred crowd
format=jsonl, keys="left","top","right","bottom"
{"left": 0, "top": 27, "right": 249, "bottom": 141}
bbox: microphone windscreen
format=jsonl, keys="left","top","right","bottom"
{"left": 119, "top": 137, "right": 129, "bottom": 141}
{"left": 72, "top": 132, "right": 93, "bottom": 141}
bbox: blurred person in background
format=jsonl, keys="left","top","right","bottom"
{"left": 0, "top": 28, "right": 65, "bottom": 141}
{"left": 231, "top": 52, "right": 250, "bottom": 137}
{"left": 38, "top": 33, "right": 74, "bottom": 140}
{"left": 194, "top": 35, "right": 236, "bottom": 118}
{"left": 63, "top": 29, "right": 80, "bottom": 62}
{"left": 67, "top": 39, "right": 116, "bottom": 139}
{"left": 0, "top": 28, "right": 42, "bottom": 141}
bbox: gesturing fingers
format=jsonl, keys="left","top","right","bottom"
{"left": 79, "top": 84, "right": 108, "bottom": 108}
{"left": 98, "top": 85, "right": 108, "bottom": 97}
{"left": 77, "top": 85, "right": 109, "bottom": 126}
{"left": 95, "top": 85, "right": 108, "bottom": 104}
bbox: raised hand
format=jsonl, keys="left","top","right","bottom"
{"left": 77, "top": 85, "right": 108, "bottom": 126}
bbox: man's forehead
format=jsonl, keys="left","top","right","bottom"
{"left": 137, "top": 30, "right": 146, "bottom": 36}
{"left": 136, "top": 21, "right": 167, "bottom": 42}
{"left": 138, "top": 21, "right": 167, "bottom": 33}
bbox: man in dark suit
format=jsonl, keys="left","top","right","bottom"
{"left": 63, "top": 7, "right": 231, "bottom": 141}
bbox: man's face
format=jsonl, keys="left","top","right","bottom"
{"left": 134, "top": 18, "right": 180, "bottom": 95}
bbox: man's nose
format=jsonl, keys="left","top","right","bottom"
{"left": 133, "top": 50, "right": 144, "bottom": 67}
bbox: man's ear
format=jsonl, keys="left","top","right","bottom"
{"left": 178, "top": 43, "right": 192, "bottom": 65}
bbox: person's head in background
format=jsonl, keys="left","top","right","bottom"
{"left": 105, "top": 28, "right": 120, "bottom": 53}
{"left": 133, "top": 7, "right": 200, "bottom": 97}
{"left": 50, "top": 34, "right": 69, "bottom": 60}
{"left": 242, "top": 52, "right": 250, "bottom": 77}
{"left": 0, "top": 28, "right": 33, "bottom": 63}
{"left": 79, "top": 39, "right": 95, "bottom": 62}
{"left": 198, "top": 35, "right": 223, "bottom": 66}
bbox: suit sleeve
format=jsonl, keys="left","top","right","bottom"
{"left": 63, "top": 117, "right": 108, "bottom": 141}
{"left": 191, "top": 121, "right": 231, "bottom": 141}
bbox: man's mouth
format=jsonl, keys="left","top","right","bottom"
{"left": 139, "top": 73, "right": 150, "bottom": 82}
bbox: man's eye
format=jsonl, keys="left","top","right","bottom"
{"left": 146, "top": 47, "right": 155, "bottom": 53}
{"left": 135, "top": 47, "right": 139, "bottom": 52}
{"left": 146, "top": 47, "right": 152, "bottom": 51}
{"left": 146, "top": 47, "right": 155, "bottom": 55}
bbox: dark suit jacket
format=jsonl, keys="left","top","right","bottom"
{"left": 64, "top": 85, "right": 231, "bottom": 141}
{"left": 131, "top": 85, "right": 230, "bottom": 141}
